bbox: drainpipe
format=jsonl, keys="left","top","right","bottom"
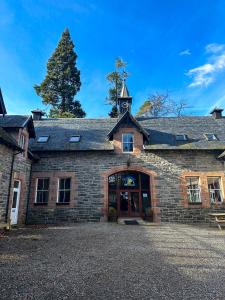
{"left": 25, "top": 163, "right": 33, "bottom": 225}
{"left": 5, "top": 150, "right": 21, "bottom": 225}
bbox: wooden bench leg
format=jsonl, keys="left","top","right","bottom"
{"left": 218, "top": 223, "right": 222, "bottom": 230}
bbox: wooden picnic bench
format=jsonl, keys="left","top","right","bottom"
{"left": 208, "top": 213, "right": 225, "bottom": 230}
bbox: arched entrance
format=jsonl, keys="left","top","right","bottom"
{"left": 108, "top": 171, "right": 152, "bottom": 220}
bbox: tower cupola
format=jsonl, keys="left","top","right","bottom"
{"left": 117, "top": 80, "right": 132, "bottom": 114}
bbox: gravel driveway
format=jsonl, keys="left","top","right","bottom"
{"left": 1, "top": 223, "right": 225, "bottom": 300}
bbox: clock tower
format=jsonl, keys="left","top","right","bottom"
{"left": 117, "top": 80, "right": 132, "bottom": 115}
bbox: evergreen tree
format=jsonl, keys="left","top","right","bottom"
{"left": 34, "top": 28, "right": 86, "bottom": 118}
{"left": 106, "top": 58, "right": 129, "bottom": 118}
{"left": 108, "top": 105, "right": 119, "bottom": 118}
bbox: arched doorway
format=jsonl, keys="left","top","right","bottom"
{"left": 108, "top": 171, "right": 152, "bottom": 220}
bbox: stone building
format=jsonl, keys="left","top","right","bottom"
{"left": 1, "top": 83, "right": 225, "bottom": 226}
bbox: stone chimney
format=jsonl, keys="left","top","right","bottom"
{"left": 31, "top": 109, "right": 45, "bottom": 121}
{"left": 210, "top": 107, "right": 224, "bottom": 119}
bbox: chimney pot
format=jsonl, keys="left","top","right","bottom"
{"left": 210, "top": 107, "right": 224, "bottom": 119}
{"left": 31, "top": 109, "right": 45, "bottom": 121}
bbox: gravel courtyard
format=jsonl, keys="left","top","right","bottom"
{"left": 1, "top": 223, "right": 225, "bottom": 300}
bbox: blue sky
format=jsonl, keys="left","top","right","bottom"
{"left": 1, "top": 0, "right": 225, "bottom": 117}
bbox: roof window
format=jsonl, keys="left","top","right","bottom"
{"left": 37, "top": 136, "right": 49, "bottom": 143}
{"left": 204, "top": 134, "right": 218, "bottom": 141}
{"left": 175, "top": 134, "right": 188, "bottom": 141}
{"left": 69, "top": 135, "right": 80, "bottom": 142}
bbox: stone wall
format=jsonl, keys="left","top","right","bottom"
{"left": 27, "top": 149, "right": 225, "bottom": 224}
{"left": 0, "top": 144, "right": 13, "bottom": 224}
{"left": 0, "top": 143, "right": 32, "bottom": 225}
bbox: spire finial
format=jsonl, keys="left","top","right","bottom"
{"left": 120, "top": 79, "right": 130, "bottom": 98}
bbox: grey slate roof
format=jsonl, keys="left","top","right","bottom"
{"left": 29, "top": 115, "right": 225, "bottom": 152}
{"left": 30, "top": 118, "right": 117, "bottom": 151}
{"left": 0, "top": 115, "right": 35, "bottom": 138}
{"left": 0, "top": 127, "right": 21, "bottom": 150}
{"left": 138, "top": 116, "right": 225, "bottom": 150}
{"left": 0, "top": 115, "right": 31, "bottom": 128}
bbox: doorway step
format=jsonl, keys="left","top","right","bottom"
{"left": 118, "top": 218, "right": 158, "bottom": 226}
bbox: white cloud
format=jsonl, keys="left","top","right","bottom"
{"left": 187, "top": 43, "right": 225, "bottom": 87}
{"left": 205, "top": 43, "right": 225, "bottom": 54}
{"left": 179, "top": 49, "right": 191, "bottom": 56}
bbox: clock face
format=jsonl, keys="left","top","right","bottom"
{"left": 122, "top": 102, "right": 128, "bottom": 109}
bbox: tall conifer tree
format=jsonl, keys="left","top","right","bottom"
{"left": 34, "top": 29, "right": 86, "bottom": 118}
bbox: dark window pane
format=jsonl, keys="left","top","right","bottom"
{"left": 65, "top": 178, "right": 71, "bottom": 190}
{"left": 37, "top": 179, "right": 43, "bottom": 190}
{"left": 58, "top": 191, "right": 64, "bottom": 203}
{"left": 128, "top": 135, "right": 134, "bottom": 143}
{"left": 64, "top": 191, "right": 70, "bottom": 202}
{"left": 120, "top": 192, "right": 128, "bottom": 213}
{"left": 43, "top": 191, "right": 48, "bottom": 203}
{"left": 141, "top": 173, "right": 149, "bottom": 189}
{"left": 14, "top": 181, "right": 19, "bottom": 189}
{"left": 43, "top": 179, "right": 49, "bottom": 190}
{"left": 59, "top": 179, "right": 65, "bottom": 190}
{"left": 12, "top": 192, "right": 18, "bottom": 208}
{"left": 128, "top": 143, "right": 133, "bottom": 152}
{"left": 36, "top": 190, "right": 48, "bottom": 203}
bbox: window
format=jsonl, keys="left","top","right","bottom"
{"left": 208, "top": 177, "right": 223, "bottom": 203}
{"left": 204, "top": 134, "right": 218, "bottom": 141}
{"left": 19, "top": 134, "right": 25, "bottom": 149}
{"left": 57, "top": 178, "right": 71, "bottom": 203}
{"left": 36, "top": 178, "right": 49, "bottom": 203}
{"left": 37, "top": 136, "right": 49, "bottom": 143}
{"left": 69, "top": 135, "right": 80, "bottom": 142}
{"left": 176, "top": 134, "right": 187, "bottom": 141}
{"left": 186, "top": 177, "right": 201, "bottom": 203}
{"left": 122, "top": 133, "right": 134, "bottom": 152}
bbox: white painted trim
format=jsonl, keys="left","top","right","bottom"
{"left": 56, "top": 177, "right": 71, "bottom": 203}
{"left": 122, "top": 133, "right": 134, "bottom": 153}
{"left": 35, "top": 178, "right": 49, "bottom": 203}
{"left": 11, "top": 180, "right": 21, "bottom": 225}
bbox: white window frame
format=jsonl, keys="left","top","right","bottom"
{"left": 11, "top": 180, "right": 21, "bottom": 225}
{"left": 19, "top": 134, "right": 25, "bottom": 149}
{"left": 186, "top": 177, "right": 201, "bottom": 203}
{"left": 69, "top": 135, "right": 80, "bottom": 142}
{"left": 176, "top": 134, "right": 187, "bottom": 141}
{"left": 37, "top": 136, "right": 49, "bottom": 143}
{"left": 204, "top": 133, "right": 218, "bottom": 141}
{"left": 35, "top": 178, "right": 50, "bottom": 203}
{"left": 57, "top": 178, "right": 71, "bottom": 203}
{"left": 122, "top": 133, "right": 134, "bottom": 153}
{"left": 207, "top": 177, "right": 223, "bottom": 203}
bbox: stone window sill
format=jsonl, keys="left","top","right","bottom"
{"left": 34, "top": 202, "right": 48, "bottom": 206}
{"left": 56, "top": 202, "right": 70, "bottom": 206}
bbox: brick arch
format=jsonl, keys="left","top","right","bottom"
{"left": 101, "top": 166, "right": 160, "bottom": 222}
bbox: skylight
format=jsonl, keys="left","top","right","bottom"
{"left": 37, "top": 136, "right": 49, "bottom": 143}
{"left": 204, "top": 134, "right": 218, "bottom": 141}
{"left": 175, "top": 134, "right": 188, "bottom": 141}
{"left": 69, "top": 135, "right": 80, "bottom": 142}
